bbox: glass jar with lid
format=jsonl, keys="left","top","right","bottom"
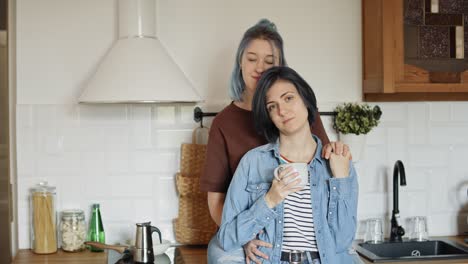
{"left": 30, "top": 181, "right": 57, "bottom": 254}
{"left": 60, "top": 209, "right": 86, "bottom": 252}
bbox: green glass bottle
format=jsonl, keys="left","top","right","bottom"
{"left": 87, "top": 204, "right": 105, "bottom": 252}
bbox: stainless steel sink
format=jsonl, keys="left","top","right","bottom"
{"left": 354, "top": 239, "right": 468, "bottom": 262}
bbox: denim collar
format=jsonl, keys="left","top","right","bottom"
{"left": 258, "top": 134, "right": 325, "bottom": 165}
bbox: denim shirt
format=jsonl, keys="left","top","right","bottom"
{"left": 217, "top": 135, "right": 358, "bottom": 264}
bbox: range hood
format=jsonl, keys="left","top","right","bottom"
{"left": 79, "top": 0, "right": 201, "bottom": 103}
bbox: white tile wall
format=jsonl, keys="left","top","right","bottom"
{"left": 355, "top": 102, "right": 468, "bottom": 238}
{"left": 16, "top": 102, "right": 468, "bottom": 248}
{"left": 128, "top": 105, "right": 152, "bottom": 150}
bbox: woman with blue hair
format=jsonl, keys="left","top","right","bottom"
{"left": 200, "top": 19, "right": 358, "bottom": 263}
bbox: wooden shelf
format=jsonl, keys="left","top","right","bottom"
{"left": 364, "top": 92, "right": 468, "bottom": 102}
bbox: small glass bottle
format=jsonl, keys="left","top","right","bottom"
{"left": 60, "top": 210, "right": 86, "bottom": 252}
{"left": 87, "top": 204, "right": 105, "bottom": 252}
{"left": 30, "top": 181, "right": 58, "bottom": 254}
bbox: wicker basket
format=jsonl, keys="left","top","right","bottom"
{"left": 174, "top": 218, "right": 217, "bottom": 245}
{"left": 174, "top": 127, "right": 217, "bottom": 245}
{"left": 177, "top": 193, "right": 216, "bottom": 229}
{"left": 180, "top": 140, "right": 207, "bottom": 177}
{"left": 176, "top": 173, "right": 203, "bottom": 196}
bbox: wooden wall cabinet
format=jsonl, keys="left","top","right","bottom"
{"left": 362, "top": 0, "right": 468, "bottom": 101}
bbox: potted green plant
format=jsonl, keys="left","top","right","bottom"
{"left": 333, "top": 103, "right": 382, "bottom": 161}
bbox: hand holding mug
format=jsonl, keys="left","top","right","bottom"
{"left": 273, "top": 163, "right": 309, "bottom": 187}
{"left": 265, "top": 165, "right": 306, "bottom": 208}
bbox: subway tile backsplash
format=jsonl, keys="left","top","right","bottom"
{"left": 16, "top": 102, "right": 468, "bottom": 249}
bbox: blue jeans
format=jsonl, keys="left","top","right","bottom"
{"left": 208, "top": 235, "right": 245, "bottom": 264}
{"left": 208, "top": 235, "right": 363, "bottom": 264}
{"left": 208, "top": 235, "right": 321, "bottom": 264}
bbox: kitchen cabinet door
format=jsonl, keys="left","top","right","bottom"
{"left": 362, "top": 0, "right": 468, "bottom": 101}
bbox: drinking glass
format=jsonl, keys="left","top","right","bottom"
{"left": 364, "top": 218, "right": 383, "bottom": 244}
{"left": 409, "top": 216, "right": 428, "bottom": 241}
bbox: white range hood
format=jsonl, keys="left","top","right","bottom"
{"left": 79, "top": 0, "right": 201, "bottom": 103}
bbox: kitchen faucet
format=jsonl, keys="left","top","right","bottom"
{"left": 390, "top": 160, "right": 407, "bottom": 242}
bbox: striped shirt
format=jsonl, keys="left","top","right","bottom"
{"left": 279, "top": 155, "right": 318, "bottom": 252}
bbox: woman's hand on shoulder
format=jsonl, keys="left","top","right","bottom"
{"left": 264, "top": 166, "right": 302, "bottom": 208}
{"left": 322, "top": 141, "right": 352, "bottom": 160}
{"left": 329, "top": 152, "right": 351, "bottom": 178}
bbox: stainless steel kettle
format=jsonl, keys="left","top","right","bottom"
{"left": 133, "top": 222, "right": 162, "bottom": 263}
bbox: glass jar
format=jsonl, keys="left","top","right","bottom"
{"left": 60, "top": 209, "right": 86, "bottom": 252}
{"left": 30, "top": 181, "right": 57, "bottom": 254}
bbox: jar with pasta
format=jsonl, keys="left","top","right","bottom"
{"left": 30, "top": 181, "right": 57, "bottom": 254}
{"left": 60, "top": 210, "right": 86, "bottom": 252}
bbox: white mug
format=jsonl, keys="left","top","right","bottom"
{"left": 273, "top": 163, "right": 309, "bottom": 188}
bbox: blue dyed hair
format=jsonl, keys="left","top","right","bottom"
{"left": 229, "top": 19, "right": 287, "bottom": 101}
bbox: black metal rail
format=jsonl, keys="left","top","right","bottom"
{"left": 194, "top": 106, "right": 336, "bottom": 126}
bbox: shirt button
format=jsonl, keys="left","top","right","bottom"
{"left": 329, "top": 212, "right": 332, "bottom": 215}
{"left": 332, "top": 186, "right": 337, "bottom": 190}
{"left": 253, "top": 233, "right": 256, "bottom": 236}
{"left": 277, "top": 244, "right": 280, "bottom": 247}
{"left": 278, "top": 220, "right": 282, "bottom": 223}
{"left": 266, "top": 217, "right": 270, "bottom": 220}
{"left": 257, "top": 186, "right": 260, "bottom": 189}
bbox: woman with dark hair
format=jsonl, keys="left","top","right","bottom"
{"left": 201, "top": 19, "right": 352, "bottom": 263}
{"left": 217, "top": 66, "right": 359, "bottom": 264}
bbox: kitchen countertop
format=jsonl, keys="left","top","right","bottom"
{"left": 13, "top": 249, "right": 107, "bottom": 264}
{"left": 13, "top": 236, "right": 468, "bottom": 264}
{"left": 12, "top": 246, "right": 207, "bottom": 264}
